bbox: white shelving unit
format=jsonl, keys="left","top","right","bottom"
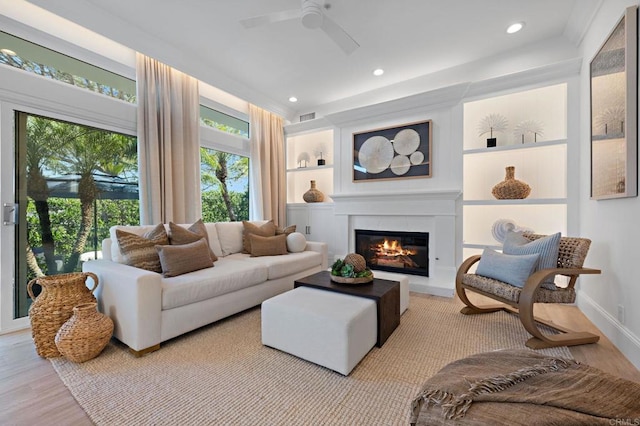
{"left": 463, "top": 83, "right": 568, "bottom": 259}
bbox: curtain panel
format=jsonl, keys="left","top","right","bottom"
{"left": 249, "top": 104, "right": 286, "bottom": 227}
{"left": 136, "top": 53, "right": 201, "bottom": 225}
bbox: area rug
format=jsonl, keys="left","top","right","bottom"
{"left": 51, "top": 295, "right": 572, "bottom": 425}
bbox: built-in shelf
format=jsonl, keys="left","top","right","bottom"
{"left": 462, "top": 243, "right": 502, "bottom": 250}
{"left": 463, "top": 138, "right": 566, "bottom": 155}
{"left": 463, "top": 198, "right": 567, "bottom": 206}
{"left": 286, "top": 165, "right": 333, "bottom": 173}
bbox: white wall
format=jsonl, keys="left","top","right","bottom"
{"left": 577, "top": 0, "right": 640, "bottom": 368}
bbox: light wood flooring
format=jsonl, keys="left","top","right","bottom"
{"left": 1, "top": 295, "right": 638, "bottom": 426}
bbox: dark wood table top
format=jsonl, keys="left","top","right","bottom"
{"left": 294, "top": 270, "right": 399, "bottom": 300}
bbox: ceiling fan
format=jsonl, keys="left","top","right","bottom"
{"left": 240, "top": 0, "right": 359, "bottom": 55}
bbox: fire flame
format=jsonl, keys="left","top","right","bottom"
{"left": 374, "top": 239, "right": 416, "bottom": 257}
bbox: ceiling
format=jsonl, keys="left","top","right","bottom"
{"left": 23, "top": 0, "right": 601, "bottom": 121}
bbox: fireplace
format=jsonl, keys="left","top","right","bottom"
{"left": 355, "top": 229, "right": 429, "bottom": 277}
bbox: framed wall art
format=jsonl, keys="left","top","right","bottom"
{"left": 590, "top": 5, "right": 638, "bottom": 200}
{"left": 353, "top": 119, "right": 432, "bottom": 182}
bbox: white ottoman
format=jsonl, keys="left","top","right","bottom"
{"left": 369, "top": 271, "right": 410, "bottom": 314}
{"left": 261, "top": 287, "right": 377, "bottom": 375}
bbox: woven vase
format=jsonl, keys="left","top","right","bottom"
{"left": 55, "top": 302, "right": 113, "bottom": 363}
{"left": 492, "top": 166, "right": 531, "bottom": 200}
{"left": 303, "top": 180, "right": 324, "bottom": 203}
{"left": 27, "top": 272, "right": 98, "bottom": 358}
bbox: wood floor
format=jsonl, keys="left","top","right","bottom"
{"left": 1, "top": 296, "right": 638, "bottom": 426}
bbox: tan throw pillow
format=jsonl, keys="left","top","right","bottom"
{"left": 156, "top": 238, "right": 214, "bottom": 278}
{"left": 242, "top": 220, "right": 276, "bottom": 254}
{"left": 169, "top": 220, "right": 218, "bottom": 262}
{"left": 276, "top": 225, "right": 296, "bottom": 235}
{"left": 116, "top": 223, "right": 169, "bottom": 273}
{"left": 249, "top": 234, "right": 288, "bottom": 257}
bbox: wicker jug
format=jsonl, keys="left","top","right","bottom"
{"left": 27, "top": 272, "right": 98, "bottom": 358}
{"left": 303, "top": 180, "right": 324, "bottom": 203}
{"left": 492, "top": 166, "right": 531, "bottom": 200}
{"left": 55, "top": 302, "right": 113, "bottom": 363}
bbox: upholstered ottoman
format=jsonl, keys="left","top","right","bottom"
{"left": 368, "top": 271, "right": 410, "bottom": 314}
{"left": 261, "top": 286, "right": 377, "bottom": 375}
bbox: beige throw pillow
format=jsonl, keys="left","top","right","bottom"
{"left": 169, "top": 220, "right": 218, "bottom": 262}
{"left": 156, "top": 238, "right": 214, "bottom": 277}
{"left": 249, "top": 234, "right": 288, "bottom": 257}
{"left": 276, "top": 225, "right": 296, "bottom": 235}
{"left": 242, "top": 220, "right": 276, "bottom": 254}
{"left": 116, "top": 223, "right": 169, "bottom": 273}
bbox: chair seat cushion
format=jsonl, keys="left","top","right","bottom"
{"left": 462, "top": 274, "right": 576, "bottom": 304}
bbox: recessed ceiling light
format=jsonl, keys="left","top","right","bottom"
{"left": 1, "top": 48, "right": 16, "bottom": 56}
{"left": 373, "top": 68, "right": 384, "bottom": 76}
{"left": 506, "top": 22, "right": 525, "bottom": 34}
{"left": 289, "top": 96, "right": 298, "bottom": 103}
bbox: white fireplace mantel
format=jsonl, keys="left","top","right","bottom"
{"left": 330, "top": 189, "right": 462, "bottom": 297}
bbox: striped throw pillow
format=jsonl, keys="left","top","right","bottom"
{"left": 503, "top": 232, "right": 561, "bottom": 286}
{"left": 116, "top": 223, "right": 169, "bottom": 273}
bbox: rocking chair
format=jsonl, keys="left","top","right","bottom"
{"left": 456, "top": 234, "right": 601, "bottom": 349}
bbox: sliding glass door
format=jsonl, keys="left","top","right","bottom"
{"left": 5, "top": 110, "right": 139, "bottom": 321}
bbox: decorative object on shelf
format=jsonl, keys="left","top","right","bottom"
{"left": 513, "top": 120, "right": 544, "bottom": 144}
{"left": 492, "top": 166, "right": 531, "bottom": 199}
{"left": 302, "top": 180, "right": 324, "bottom": 203}
{"left": 590, "top": 5, "right": 638, "bottom": 200}
{"left": 297, "top": 152, "right": 310, "bottom": 168}
{"left": 27, "top": 272, "right": 98, "bottom": 358}
{"left": 55, "top": 302, "right": 114, "bottom": 363}
{"left": 353, "top": 120, "right": 432, "bottom": 182}
{"left": 313, "top": 143, "right": 327, "bottom": 166}
{"left": 330, "top": 254, "right": 373, "bottom": 284}
{"left": 478, "top": 113, "right": 508, "bottom": 148}
{"left": 491, "top": 218, "right": 534, "bottom": 243}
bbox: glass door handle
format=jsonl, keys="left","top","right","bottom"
{"left": 3, "top": 203, "right": 17, "bottom": 225}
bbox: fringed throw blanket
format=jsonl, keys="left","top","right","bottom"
{"left": 410, "top": 349, "right": 640, "bottom": 425}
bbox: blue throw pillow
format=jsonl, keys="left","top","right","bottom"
{"left": 476, "top": 248, "right": 540, "bottom": 288}
{"left": 503, "top": 232, "right": 561, "bottom": 285}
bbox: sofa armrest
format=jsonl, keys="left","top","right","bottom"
{"left": 82, "top": 259, "right": 162, "bottom": 352}
{"left": 304, "top": 241, "right": 328, "bottom": 270}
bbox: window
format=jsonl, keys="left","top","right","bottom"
{"left": 15, "top": 112, "right": 139, "bottom": 318}
{"left": 0, "top": 31, "right": 136, "bottom": 102}
{"left": 200, "top": 147, "right": 249, "bottom": 222}
{"left": 200, "top": 105, "right": 249, "bottom": 138}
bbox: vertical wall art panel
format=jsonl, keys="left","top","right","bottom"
{"left": 590, "top": 5, "right": 638, "bottom": 199}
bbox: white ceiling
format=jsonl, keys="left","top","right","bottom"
{"left": 24, "top": 0, "right": 601, "bottom": 121}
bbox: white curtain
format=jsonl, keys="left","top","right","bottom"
{"left": 136, "top": 53, "right": 201, "bottom": 224}
{"left": 249, "top": 104, "right": 286, "bottom": 227}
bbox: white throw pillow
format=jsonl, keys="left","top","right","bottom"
{"left": 286, "top": 232, "right": 307, "bottom": 253}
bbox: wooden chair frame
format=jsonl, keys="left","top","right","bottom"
{"left": 456, "top": 237, "right": 601, "bottom": 349}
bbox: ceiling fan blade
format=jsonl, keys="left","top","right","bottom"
{"left": 240, "top": 9, "right": 301, "bottom": 29}
{"left": 320, "top": 15, "right": 359, "bottom": 55}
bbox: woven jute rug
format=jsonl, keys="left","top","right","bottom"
{"left": 51, "top": 294, "right": 572, "bottom": 425}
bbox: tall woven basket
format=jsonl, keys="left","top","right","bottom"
{"left": 27, "top": 272, "right": 98, "bottom": 358}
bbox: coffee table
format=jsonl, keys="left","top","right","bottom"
{"left": 294, "top": 271, "right": 400, "bottom": 347}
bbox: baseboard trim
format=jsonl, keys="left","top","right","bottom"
{"left": 410, "top": 281, "right": 454, "bottom": 298}
{"left": 577, "top": 292, "right": 640, "bottom": 370}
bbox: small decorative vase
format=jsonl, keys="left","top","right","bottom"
{"left": 55, "top": 302, "right": 114, "bottom": 363}
{"left": 303, "top": 180, "right": 324, "bottom": 203}
{"left": 492, "top": 166, "right": 531, "bottom": 200}
{"left": 27, "top": 272, "right": 99, "bottom": 358}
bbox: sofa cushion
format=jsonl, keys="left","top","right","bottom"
{"left": 286, "top": 232, "right": 307, "bottom": 253}
{"left": 228, "top": 251, "right": 323, "bottom": 280}
{"left": 116, "top": 224, "right": 169, "bottom": 273}
{"left": 250, "top": 234, "right": 288, "bottom": 257}
{"left": 110, "top": 224, "right": 160, "bottom": 263}
{"left": 161, "top": 258, "right": 268, "bottom": 310}
{"left": 203, "top": 223, "right": 224, "bottom": 258}
{"left": 169, "top": 220, "right": 217, "bottom": 262}
{"left": 242, "top": 220, "right": 277, "bottom": 253}
{"left": 156, "top": 238, "right": 214, "bottom": 278}
{"left": 215, "top": 222, "right": 245, "bottom": 256}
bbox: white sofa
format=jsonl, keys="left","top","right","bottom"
{"left": 82, "top": 221, "right": 328, "bottom": 355}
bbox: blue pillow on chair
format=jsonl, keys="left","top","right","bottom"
{"left": 476, "top": 248, "right": 540, "bottom": 288}
{"left": 503, "top": 232, "right": 561, "bottom": 285}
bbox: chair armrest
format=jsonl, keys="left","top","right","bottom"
{"left": 82, "top": 260, "right": 162, "bottom": 351}
{"left": 520, "top": 266, "right": 602, "bottom": 311}
{"left": 304, "top": 241, "right": 328, "bottom": 269}
{"left": 456, "top": 255, "right": 482, "bottom": 277}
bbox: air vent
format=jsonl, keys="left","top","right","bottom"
{"left": 299, "top": 112, "right": 316, "bottom": 122}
